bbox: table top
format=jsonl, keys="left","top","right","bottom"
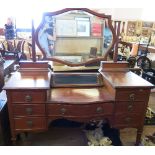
{"left": 100, "top": 71, "right": 154, "bottom": 88}
{"left": 3, "top": 71, "right": 50, "bottom": 90}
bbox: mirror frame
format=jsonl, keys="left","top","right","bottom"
{"left": 34, "top": 8, "right": 117, "bottom": 66}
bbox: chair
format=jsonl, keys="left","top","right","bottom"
{"left": 0, "top": 40, "right": 26, "bottom": 61}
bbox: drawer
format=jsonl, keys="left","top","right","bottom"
{"left": 11, "top": 90, "right": 46, "bottom": 103}
{"left": 114, "top": 114, "right": 143, "bottom": 128}
{"left": 12, "top": 104, "right": 46, "bottom": 116}
{"left": 115, "top": 101, "right": 145, "bottom": 114}
{"left": 14, "top": 117, "right": 46, "bottom": 130}
{"left": 47, "top": 102, "right": 114, "bottom": 116}
{"left": 116, "top": 89, "right": 150, "bottom": 101}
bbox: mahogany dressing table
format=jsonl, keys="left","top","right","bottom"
{"left": 3, "top": 9, "right": 154, "bottom": 145}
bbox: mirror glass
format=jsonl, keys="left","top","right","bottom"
{"left": 36, "top": 9, "right": 114, "bottom": 65}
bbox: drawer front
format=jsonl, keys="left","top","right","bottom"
{"left": 114, "top": 114, "right": 142, "bottom": 128}
{"left": 11, "top": 90, "right": 46, "bottom": 103}
{"left": 13, "top": 104, "right": 46, "bottom": 116}
{"left": 115, "top": 101, "right": 145, "bottom": 114}
{"left": 14, "top": 117, "right": 46, "bottom": 130}
{"left": 116, "top": 89, "right": 150, "bottom": 101}
{"left": 47, "top": 102, "right": 114, "bottom": 116}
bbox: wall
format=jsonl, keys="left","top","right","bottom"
{"left": 94, "top": 8, "right": 143, "bottom": 21}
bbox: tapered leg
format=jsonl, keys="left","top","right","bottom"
{"left": 135, "top": 128, "right": 143, "bottom": 146}
{"left": 11, "top": 136, "right": 17, "bottom": 145}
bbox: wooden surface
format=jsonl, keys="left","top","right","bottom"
{"left": 100, "top": 61, "right": 129, "bottom": 72}
{"left": 3, "top": 71, "right": 50, "bottom": 90}
{"left": 100, "top": 71, "right": 154, "bottom": 88}
{"left": 48, "top": 87, "right": 114, "bottom": 103}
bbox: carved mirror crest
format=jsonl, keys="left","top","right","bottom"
{"left": 35, "top": 8, "right": 117, "bottom": 66}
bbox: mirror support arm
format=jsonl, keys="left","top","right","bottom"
{"left": 113, "top": 21, "right": 121, "bottom": 62}
{"left": 32, "top": 19, "right": 36, "bottom": 62}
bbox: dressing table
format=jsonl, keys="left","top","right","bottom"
{"left": 3, "top": 8, "right": 154, "bottom": 145}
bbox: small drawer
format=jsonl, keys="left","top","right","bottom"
{"left": 11, "top": 90, "right": 46, "bottom": 103}
{"left": 115, "top": 101, "right": 145, "bottom": 114}
{"left": 116, "top": 89, "right": 150, "bottom": 101}
{"left": 13, "top": 104, "right": 46, "bottom": 116}
{"left": 14, "top": 117, "right": 46, "bottom": 130}
{"left": 114, "top": 114, "right": 142, "bottom": 128}
{"left": 47, "top": 102, "right": 114, "bottom": 116}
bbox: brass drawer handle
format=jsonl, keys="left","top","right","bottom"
{"left": 128, "top": 105, "right": 133, "bottom": 112}
{"left": 96, "top": 107, "right": 103, "bottom": 113}
{"left": 25, "top": 95, "right": 32, "bottom": 102}
{"left": 129, "top": 93, "right": 135, "bottom": 101}
{"left": 60, "top": 108, "right": 66, "bottom": 115}
{"left": 25, "top": 107, "right": 33, "bottom": 115}
{"left": 26, "top": 120, "right": 33, "bottom": 127}
{"left": 125, "top": 117, "right": 132, "bottom": 124}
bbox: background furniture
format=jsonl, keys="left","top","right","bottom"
{"left": 0, "top": 58, "right": 4, "bottom": 91}
{"left": 0, "top": 91, "right": 11, "bottom": 145}
{"left": 0, "top": 58, "right": 11, "bottom": 145}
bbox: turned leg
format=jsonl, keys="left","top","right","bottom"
{"left": 135, "top": 128, "right": 143, "bottom": 146}
{"left": 11, "top": 132, "right": 28, "bottom": 145}
{"left": 11, "top": 136, "right": 17, "bottom": 145}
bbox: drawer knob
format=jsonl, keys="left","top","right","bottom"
{"left": 26, "top": 120, "right": 33, "bottom": 127}
{"left": 96, "top": 107, "right": 103, "bottom": 113}
{"left": 25, "top": 95, "right": 32, "bottom": 102}
{"left": 129, "top": 93, "right": 135, "bottom": 101}
{"left": 128, "top": 105, "right": 133, "bottom": 112}
{"left": 60, "top": 108, "right": 66, "bottom": 115}
{"left": 26, "top": 107, "right": 33, "bottom": 115}
{"left": 125, "top": 117, "right": 132, "bottom": 124}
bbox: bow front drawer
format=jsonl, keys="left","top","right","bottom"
{"left": 47, "top": 102, "right": 114, "bottom": 116}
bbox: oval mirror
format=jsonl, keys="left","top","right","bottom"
{"left": 35, "top": 8, "right": 116, "bottom": 66}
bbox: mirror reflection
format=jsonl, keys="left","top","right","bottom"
{"left": 37, "top": 9, "right": 113, "bottom": 64}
